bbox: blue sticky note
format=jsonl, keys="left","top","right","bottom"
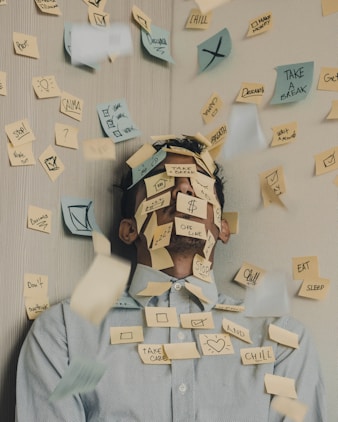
{"left": 129, "top": 148, "right": 167, "bottom": 189}
{"left": 97, "top": 98, "right": 141, "bottom": 143}
{"left": 61, "top": 197, "right": 101, "bottom": 236}
{"left": 270, "top": 61, "right": 314, "bottom": 104}
{"left": 197, "top": 27, "right": 232, "bottom": 73}
{"left": 141, "top": 24, "right": 174, "bottom": 63}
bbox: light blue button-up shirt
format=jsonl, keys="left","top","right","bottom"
{"left": 16, "top": 264, "right": 326, "bottom": 421}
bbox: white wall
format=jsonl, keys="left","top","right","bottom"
{"left": 171, "top": 1, "right": 338, "bottom": 420}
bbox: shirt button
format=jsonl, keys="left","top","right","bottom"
{"left": 174, "top": 283, "right": 181, "bottom": 291}
{"left": 177, "top": 331, "right": 185, "bottom": 341}
{"left": 179, "top": 383, "right": 187, "bottom": 394}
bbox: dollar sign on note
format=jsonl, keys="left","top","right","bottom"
{"left": 187, "top": 199, "right": 197, "bottom": 214}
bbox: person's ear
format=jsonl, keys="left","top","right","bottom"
{"left": 218, "top": 218, "right": 230, "bottom": 244}
{"left": 119, "top": 218, "right": 139, "bottom": 245}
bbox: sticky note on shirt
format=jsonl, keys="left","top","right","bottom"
{"left": 163, "top": 342, "right": 200, "bottom": 359}
{"left": 193, "top": 254, "right": 212, "bottom": 282}
{"left": 199, "top": 333, "right": 234, "bottom": 356}
{"left": 180, "top": 311, "right": 214, "bottom": 329}
{"left": 138, "top": 344, "right": 171, "bottom": 365}
{"left": 264, "top": 373, "right": 297, "bottom": 399}
{"left": 269, "top": 324, "right": 299, "bottom": 349}
{"left": 110, "top": 326, "right": 144, "bottom": 344}
{"left": 240, "top": 346, "right": 275, "bottom": 365}
{"left": 222, "top": 318, "right": 252, "bottom": 343}
{"left": 145, "top": 306, "right": 179, "bottom": 327}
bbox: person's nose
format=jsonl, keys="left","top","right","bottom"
{"left": 171, "top": 177, "right": 195, "bottom": 199}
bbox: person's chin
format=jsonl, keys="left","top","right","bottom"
{"left": 166, "top": 234, "right": 204, "bottom": 254}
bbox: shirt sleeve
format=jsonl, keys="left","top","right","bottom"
{"left": 268, "top": 316, "right": 327, "bottom": 422}
{"left": 16, "top": 303, "right": 86, "bottom": 422}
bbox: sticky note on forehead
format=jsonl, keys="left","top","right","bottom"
{"left": 165, "top": 163, "right": 197, "bottom": 177}
{"left": 126, "top": 143, "right": 156, "bottom": 168}
{"left": 130, "top": 148, "right": 167, "bottom": 188}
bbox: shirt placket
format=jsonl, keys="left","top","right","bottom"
{"left": 169, "top": 280, "right": 195, "bottom": 422}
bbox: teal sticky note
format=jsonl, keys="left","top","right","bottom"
{"left": 129, "top": 148, "right": 167, "bottom": 189}
{"left": 270, "top": 61, "right": 314, "bottom": 104}
{"left": 49, "top": 357, "right": 106, "bottom": 402}
{"left": 197, "top": 27, "right": 232, "bottom": 72}
{"left": 97, "top": 98, "right": 141, "bottom": 143}
{"left": 141, "top": 24, "right": 174, "bottom": 63}
{"left": 61, "top": 197, "right": 101, "bottom": 236}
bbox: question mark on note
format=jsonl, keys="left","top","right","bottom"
{"left": 63, "top": 128, "right": 69, "bottom": 141}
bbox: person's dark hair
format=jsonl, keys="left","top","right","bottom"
{"left": 120, "top": 138, "right": 225, "bottom": 219}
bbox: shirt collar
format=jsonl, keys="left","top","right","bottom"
{"left": 128, "top": 263, "right": 219, "bottom": 311}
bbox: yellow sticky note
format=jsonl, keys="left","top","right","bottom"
{"left": 180, "top": 312, "right": 214, "bottom": 329}
{"left": 201, "top": 93, "right": 223, "bottom": 124}
{"left": 215, "top": 303, "right": 245, "bottom": 312}
{"left": 317, "top": 67, "right": 338, "bottom": 90}
{"left": 0, "top": 71, "right": 7, "bottom": 96}
{"left": 193, "top": 254, "right": 212, "bottom": 283}
{"left": 271, "top": 122, "right": 297, "bottom": 146}
{"left": 264, "top": 373, "right": 297, "bottom": 399}
{"left": 32, "top": 75, "right": 61, "bottom": 98}
{"left": 60, "top": 91, "right": 83, "bottom": 121}
{"left": 70, "top": 254, "right": 130, "bottom": 325}
{"left": 39, "top": 145, "right": 65, "bottom": 181}
{"left": 110, "top": 326, "right": 144, "bottom": 344}
{"left": 13, "top": 32, "right": 39, "bottom": 58}
{"left": 144, "top": 172, "right": 174, "bottom": 198}
{"left": 195, "top": 0, "right": 229, "bottom": 14}
{"left": 191, "top": 172, "right": 217, "bottom": 205}
{"left": 34, "top": 0, "right": 62, "bottom": 16}
{"left": 269, "top": 324, "right": 299, "bottom": 349}
{"left": 240, "top": 346, "right": 275, "bottom": 365}
{"left": 234, "top": 262, "right": 266, "bottom": 288}
{"left": 126, "top": 144, "right": 156, "bottom": 168}
{"left": 7, "top": 142, "right": 36, "bottom": 166}
{"left": 199, "top": 333, "right": 234, "bottom": 356}
{"left": 222, "top": 318, "right": 252, "bottom": 343}
{"left": 145, "top": 306, "right": 179, "bottom": 327}
{"left": 88, "top": 7, "right": 110, "bottom": 27}
{"left": 203, "top": 230, "right": 215, "bottom": 260}
{"left": 314, "top": 146, "right": 338, "bottom": 175}
{"left": 82, "top": 0, "right": 106, "bottom": 10}
{"left": 5, "top": 118, "right": 36, "bottom": 147}
{"left": 185, "top": 8, "right": 211, "bottom": 29}
{"left": 165, "top": 163, "right": 197, "bottom": 177}
{"left": 206, "top": 124, "right": 227, "bottom": 156}
{"left": 292, "top": 256, "right": 319, "bottom": 280}
{"left": 24, "top": 273, "right": 48, "bottom": 298}
{"left": 141, "top": 191, "right": 171, "bottom": 215}
{"left": 163, "top": 342, "right": 200, "bottom": 359}
{"left": 27, "top": 205, "right": 52, "bottom": 234}
{"left": 271, "top": 396, "right": 308, "bottom": 422}
{"left": 236, "top": 82, "right": 265, "bottom": 104}
{"left": 149, "top": 248, "right": 174, "bottom": 270}
{"left": 151, "top": 222, "right": 173, "bottom": 250}
{"left": 137, "top": 281, "right": 172, "bottom": 297}
{"left": 184, "top": 282, "right": 211, "bottom": 304}
{"left": 213, "top": 203, "right": 222, "bottom": 230}
{"left": 132, "top": 5, "right": 151, "bottom": 33}
{"left": 83, "top": 138, "right": 116, "bottom": 160}
{"left": 176, "top": 192, "right": 207, "bottom": 219}
{"left": 247, "top": 12, "right": 272, "bottom": 37}
{"left": 55, "top": 123, "right": 79, "bottom": 150}
{"left": 259, "top": 166, "right": 286, "bottom": 207}
{"left": 92, "top": 231, "right": 111, "bottom": 256}
{"left": 222, "top": 211, "right": 239, "bottom": 234}
{"left": 25, "top": 296, "right": 50, "bottom": 320}
{"left": 326, "top": 100, "right": 338, "bottom": 119}
{"left": 175, "top": 217, "right": 206, "bottom": 240}
{"left": 138, "top": 344, "right": 171, "bottom": 365}
{"left": 298, "top": 278, "right": 330, "bottom": 300}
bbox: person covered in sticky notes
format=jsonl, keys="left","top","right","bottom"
{"left": 16, "top": 138, "right": 326, "bottom": 421}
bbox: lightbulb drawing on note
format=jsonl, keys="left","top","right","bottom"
{"left": 32, "top": 75, "right": 61, "bottom": 99}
